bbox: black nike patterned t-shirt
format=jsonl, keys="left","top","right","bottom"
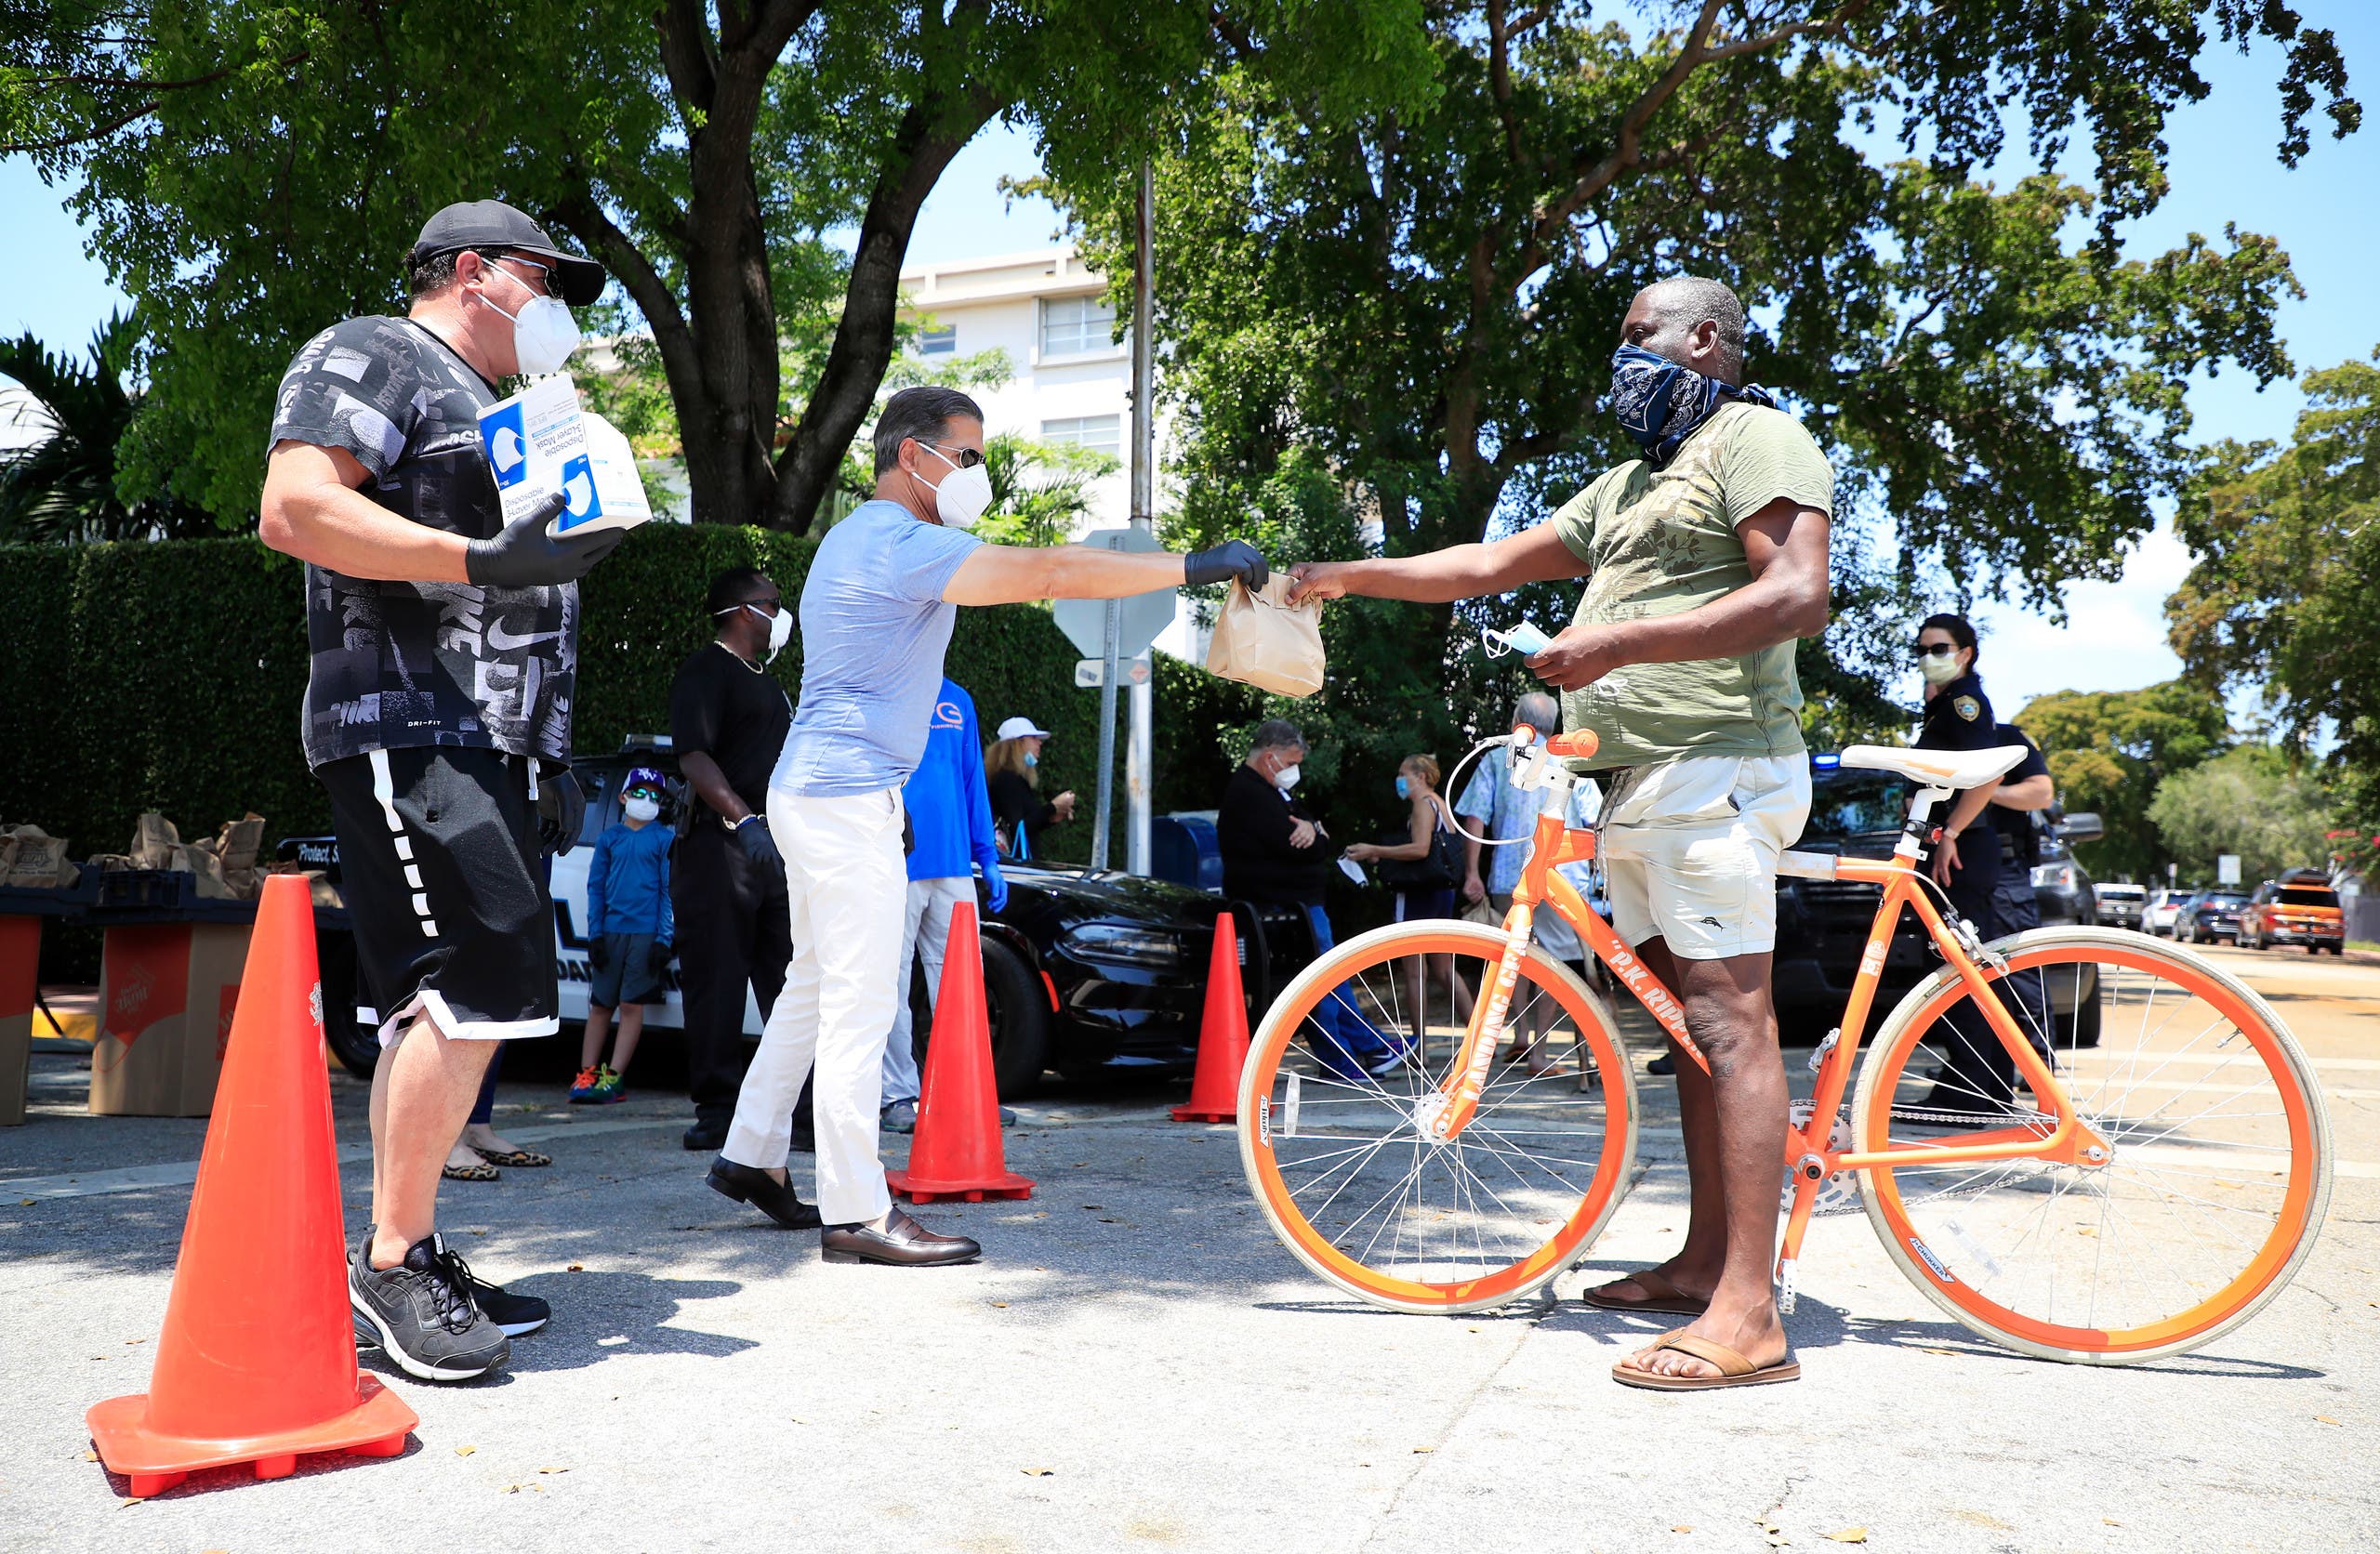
{"left": 269, "top": 314, "right": 576, "bottom": 770}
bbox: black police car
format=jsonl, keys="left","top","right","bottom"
{"left": 287, "top": 738, "right": 1268, "bottom": 1099}
{"left": 1771, "top": 753, "right": 2105, "bottom": 1045}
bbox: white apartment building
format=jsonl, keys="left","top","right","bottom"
{"left": 895, "top": 244, "right": 1165, "bottom": 533}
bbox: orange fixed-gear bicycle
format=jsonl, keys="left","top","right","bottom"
{"left": 1237, "top": 725, "right": 2333, "bottom": 1363}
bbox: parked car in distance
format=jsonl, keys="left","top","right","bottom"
{"left": 2143, "top": 888, "right": 2187, "bottom": 937}
{"left": 2093, "top": 882, "right": 2148, "bottom": 931}
{"left": 2238, "top": 871, "right": 2346, "bottom": 955}
{"left": 2175, "top": 889, "right": 2252, "bottom": 945}
{"left": 1772, "top": 755, "right": 2102, "bottom": 1045}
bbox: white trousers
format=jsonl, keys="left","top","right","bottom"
{"left": 723, "top": 788, "right": 906, "bottom": 1225}
{"left": 882, "top": 876, "right": 972, "bottom": 1107}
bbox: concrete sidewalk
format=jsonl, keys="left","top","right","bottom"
{"left": 3, "top": 1026, "right": 2373, "bottom": 1554}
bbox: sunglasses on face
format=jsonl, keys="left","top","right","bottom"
{"left": 921, "top": 440, "right": 986, "bottom": 470}
{"left": 1911, "top": 642, "right": 1962, "bottom": 661}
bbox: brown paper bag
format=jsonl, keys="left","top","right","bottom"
{"left": 1206, "top": 577, "right": 1326, "bottom": 697}
{"left": 212, "top": 813, "right": 266, "bottom": 876}
{"left": 2, "top": 825, "right": 73, "bottom": 888}
{"left": 130, "top": 812, "right": 182, "bottom": 870}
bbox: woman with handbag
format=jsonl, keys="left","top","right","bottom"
{"left": 1343, "top": 754, "right": 1476, "bottom": 1053}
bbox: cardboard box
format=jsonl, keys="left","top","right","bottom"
{"left": 89, "top": 923, "right": 250, "bottom": 1117}
{"left": 479, "top": 375, "right": 651, "bottom": 537}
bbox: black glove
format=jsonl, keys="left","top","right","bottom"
{"left": 647, "top": 941, "right": 672, "bottom": 976}
{"left": 588, "top": 938, "right": 611, "bottom": 971}
{"left": 536, "top": 767, "right": 586, "bottom": 855}
{"left": 465, "top": 492, "right": 626, "bottom": 587}
{"left": 734, "top": 814, "right": 785, "bottom": 876}
{"left": 1184, "top": 538, "right": 1269, "bottom": 590}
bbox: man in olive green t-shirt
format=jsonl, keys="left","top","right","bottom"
{"left": 1289, "top": 276, "right": 1831, "bottom": 1390}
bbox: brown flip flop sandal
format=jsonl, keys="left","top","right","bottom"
{"left": 1613, "top": 1331, "right": 1801, "bottom": 1391}
{"left": 1581, "top": 1271, "right": 1711, "bottom": 1317}
{"left": 442, "top": 1160, "right": 500, "bottom": 1182}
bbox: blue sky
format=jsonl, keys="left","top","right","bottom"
{"left": 5, "top": 12, "right": 2373, "bottom": 716}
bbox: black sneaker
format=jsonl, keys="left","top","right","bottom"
{"left": 354, "top": 1270, "right": 548, "bottom": 1342}
{"left": 349, "top": 1229, "right": 511, "bottom": 1382}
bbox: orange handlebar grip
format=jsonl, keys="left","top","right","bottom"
{"left": 1546, "top": 731, "right": 1599, "bottom": 759}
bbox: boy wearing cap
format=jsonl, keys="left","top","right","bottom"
{"left": 259, "top": 197, "right": 615, "bottom": 1381}
{"left": 575, "top": 767, "right": 675, "bottom": 1104}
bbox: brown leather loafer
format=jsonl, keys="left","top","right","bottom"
{"left": 821, "top": 1206, "right": 981, "bottom": 1267}
{"left": 706, "top": 1157, "right": 824, "bottom": 1230}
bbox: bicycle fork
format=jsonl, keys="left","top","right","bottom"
{"left": 1421, "top": 902, "right": 1534, "bottom": 1142}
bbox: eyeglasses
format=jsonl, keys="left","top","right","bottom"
{"left": 1911, "top": 642, "right": 1962, "bottom": 661}
{"left": 486, "top": 252, "right": 554, "bottom": 296}
{"left": 920, "top": 440, "right": 986, "bottom": 470}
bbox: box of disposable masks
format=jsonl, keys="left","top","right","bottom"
{"left": 478, "top": 375, "right": 653, "bottom": 538}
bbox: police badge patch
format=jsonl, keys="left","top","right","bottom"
{"left": 1953, "top": 694, "right": 1981, "bottom": 721}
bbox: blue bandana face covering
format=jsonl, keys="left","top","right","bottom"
{"left": 1608, "top": 343, "right": 1777, "bottom": 467}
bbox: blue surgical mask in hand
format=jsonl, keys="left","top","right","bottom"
{"left": 1024, "top": 752, "right": 1038, "bottom": 769}
{"left": 1395, "top": 776, "right": 1411, "bottom": 800}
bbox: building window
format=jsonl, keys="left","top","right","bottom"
{"left": 1040, "top": 295, "right": 1117, "bottom": 357}
{"left": 1040, "top": 415, "right": 1121, "bottom": 458}
{"left": 917, "top": 323, "right": 957, "bottom": 355}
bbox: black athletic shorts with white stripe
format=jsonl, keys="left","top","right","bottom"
{"left": 319, "top": 745, "right": 558, "bottom": 1047}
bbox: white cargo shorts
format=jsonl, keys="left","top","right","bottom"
{"left": 1599, "top": 755, "right": 1811, "bottom": 961}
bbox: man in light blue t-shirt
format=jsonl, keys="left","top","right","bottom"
{"left": 706, "top": 386, "right": 1270, "bottom": 1267}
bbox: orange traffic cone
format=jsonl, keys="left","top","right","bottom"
{"left": 87, "top": 874, "right": 416, "bottom": 1497}
{"left": 888, "top": 902, "right": 1034, "bottom": 1203}
{"left": 1171, "top": 914, "right": 1250, "bottom": 1122}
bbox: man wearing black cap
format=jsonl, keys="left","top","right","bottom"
{"left": 258, "top": 198, "right": 615, "bottom": 1383}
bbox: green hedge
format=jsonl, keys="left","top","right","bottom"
{"left": 0, "top": 525, "right": 1266, "bottom": 876}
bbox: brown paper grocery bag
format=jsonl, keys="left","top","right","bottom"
{"left": 130, "top": 812, "right": 181, "bottom": 870}
{"left": 1206, "top": 577, "right": 1326, "bottom": 697}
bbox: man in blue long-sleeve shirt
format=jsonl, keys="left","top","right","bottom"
{"left": 575, "top": 766, "right": 675, "bottom": 1103}
{"left": 880, "top": 679, "right": 1008, "bottom": 1132}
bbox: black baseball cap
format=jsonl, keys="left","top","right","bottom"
{"left": 408, "top": 199, "right": 606, "bottom": 307}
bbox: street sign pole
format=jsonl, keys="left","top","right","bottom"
{"left": 1092, "top": 595, "right": 1119, "bottom": 871}
{"left": 1126, "top": 160, "right": 1157, "bottom": 876}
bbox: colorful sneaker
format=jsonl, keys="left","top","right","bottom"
{"left": 570, "top": 1065, "right": 602, "bottom": 1103}
{"left": 593, "top": 1064, "right": 627, "bottom": 1104}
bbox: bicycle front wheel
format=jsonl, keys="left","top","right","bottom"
{"left": 1237, "top": 920, "right": 1639, "bottom": 1313}
{"left": 1851, "top": 928, "right": 2332, "bottom": 1363}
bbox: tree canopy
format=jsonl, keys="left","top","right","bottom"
{"left": 2146, "top": 744, "right": 2341, "bottom": 886}
{"left": 2169, "top": 351, "right": 2380, "bottom": 870}
{"left": 0, "top": 312, "right": 214, "bottom": 543}
{"left": 1038, "top": 0, "right": 2352, "bottom": 810}
{"left": 2015, "top": 679, "right": 2231, "bottom": 882}
{"left": 2, "top": 0, "right": 1435, "bottom": 529}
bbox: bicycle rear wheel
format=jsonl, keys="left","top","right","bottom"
{"left": 1851, "top": 928, "right": 2331, "bottom": 1363}
{"left": 1237, "top": 920, "right": 1638, "bottom": 1312}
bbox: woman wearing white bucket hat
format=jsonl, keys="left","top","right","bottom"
{"left": 985, "top": 716, "right": 1075, "bottom": 861}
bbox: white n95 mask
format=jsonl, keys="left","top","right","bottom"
{"left": 1273, "top": 762, "right": 1302, "bottom": 791}
{"left": 920, "top": 444, "right": 994, "bottom": 530}
{"left": 757, "top": 604, "right": 792, "bottom": 663}
{"left": 486, "top": 290, "right": 582, "bottom": 375}
{"left": 623, "top": 795, "right": 661, "bottom": 823}
{"left": 1920, "top": 653, "right": 1964, "bottom": 688}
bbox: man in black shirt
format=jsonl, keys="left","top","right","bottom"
{"left": 260, "top": 199, "right": 617, "bottom": 1382}
{"left": 1216, "top": 719, "right": 1396, "bottom": 1079}
{"left": 669, "top": 567, "right": 796, "bottom": 1152}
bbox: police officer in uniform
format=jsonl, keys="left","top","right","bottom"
{"left": 1911, "top": 612, "right": 2051, "bottom": 1115}
{"left": 669, "top": 567, "right": 795, "bottom": 1152}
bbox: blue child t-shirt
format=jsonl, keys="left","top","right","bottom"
{"left": 774, "top": 499, "right": 983, "bottom": 797}
{"left": 587, "top": 819, "right": 674, "bottom": 940}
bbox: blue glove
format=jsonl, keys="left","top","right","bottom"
{"left": 982, "top": 860, "right": 1008, "bottom": 914}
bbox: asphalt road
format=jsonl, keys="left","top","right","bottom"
{"left": 1, "top": 940, "right": 2373, "bottom": 1553}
